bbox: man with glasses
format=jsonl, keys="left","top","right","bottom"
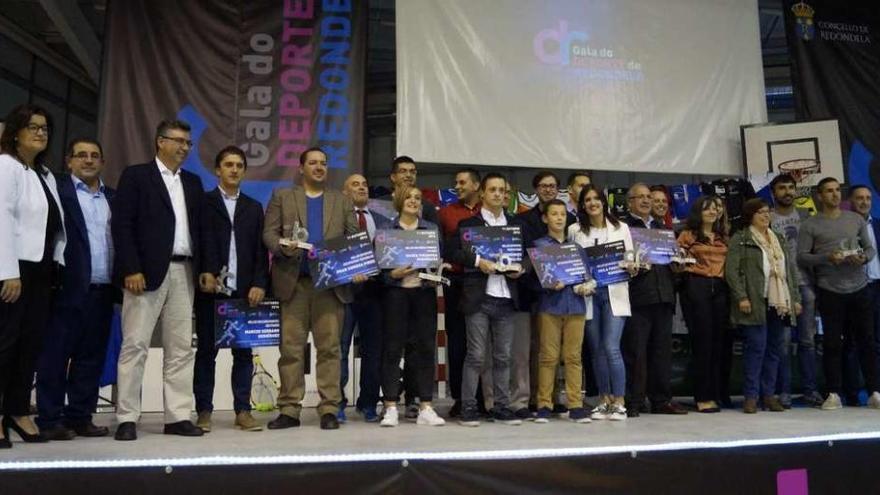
{"left": 112, "top": 119, "right": 215, "bottom": 440}
{"left": 621, "top": 183, "right": 687, "bottom": 417}
{"left": 35, "top": 139, "right": 118, "bottom": 440}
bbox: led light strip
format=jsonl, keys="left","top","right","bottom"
{"left": 3, "top": 430, "right": 879, "bottom": 471}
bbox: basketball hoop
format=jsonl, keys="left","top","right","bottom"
{"left": 777, "top": 158, "right": 821, "bottom": 197}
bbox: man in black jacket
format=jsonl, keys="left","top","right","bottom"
{"left": 194, "top": 146, "right": 269, "bottom": 433}
{"left": 445, "top": 172, "right": 525, "bottom": 426}
{"left": 621, "top": 183, "right": 687, "bottom": 417}
{"left": 112, "top": 119, "right": 215, "bottom": 440}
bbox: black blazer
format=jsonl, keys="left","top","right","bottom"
{"left": 111, "top": 161, "right": 206, "bottom": 291}
{"left": 54, "top": 173, "right": 120, "bottom": 306}
{"left": 443, "top": 213, "right": 522, "bottom": 315}
{"left": 201, "top": 188, "right": 269, "bottom": 293}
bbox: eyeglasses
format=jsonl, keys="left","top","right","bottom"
{"left": 628, "top": 194, "right": 651, "bottom": 200}
{"left": 71, "top": 152, "right": 102, "bottom": 160}
{"left": 160, "top": 135, "right": 193, "bottom": 147}
{"left": 26, "top": 124, "right": 50, "bottom": 135}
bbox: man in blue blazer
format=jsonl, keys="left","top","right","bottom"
{"left": 112, "top": 119, "right": 215, "bottom": 441}
{"left": 36, "top": 138, "right": 119, "bottom": 440}
{"left": 194, "top": 146, "right": 269, "bottom": 433}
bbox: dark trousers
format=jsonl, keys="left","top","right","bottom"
{"left": 0, "top": 260, "right": 54, "bottom": 416}
{"left": 742, "top": 309, "right": 785, "bottom": 399}
{"left": 381, "top": 287, "right": 437, "bottom": 402}
{"left": 194, "top": 293, "right": 253, "bottom": 413}
{"left": 35, "top": 286, "right": 114, "bottom": 428}
{"left": 340, "top": 289, "right": 382, "bottom": 410}
{"left": 445, "top": 279, "right": 466, "bottom": 400}
{"left": 683, "top": 275, "right": 729, "bottom": 403}
{"left": 817, "top": 287, "right": 878, "bottom": 394}
{"left": 623, "top": 303, "right": 673, "bottom": 408}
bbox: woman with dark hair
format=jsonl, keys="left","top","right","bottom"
{"left": 0, "top": 104, "right": 66, "bottom": 447}
{"left": 725, "top": 198, "right": 801, "bottom": 413}
{"left": 568, "top": 185, "right": 634, "bottom": 421}
{"left": 677, "top": 195, "right": 728, "bottom": 413}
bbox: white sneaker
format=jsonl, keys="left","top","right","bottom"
{"left": 416, "top": 406, "right": 446, "bottom": 426}
{"left": 608, "top": 403, "right": 627, "bottom": 421}
{"left": 821, "top": 393, "right": 843, "bottom": 411}
{"left": 380, "top": 406, "right": 399, "bottom": 427}
{"left": 868, "top": 392, "right": 880, "bottom": 409}
{"left": 590, "top": 403, "right": 609, "bottom": 420}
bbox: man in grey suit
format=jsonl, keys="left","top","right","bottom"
{"left": 263, "top": 147, "right": 359, "bottom": 430}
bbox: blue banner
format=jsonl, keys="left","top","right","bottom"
{"left": 374, "top": 229, "right": 441, "bottom": 269}
{"left": 629, "top": 228, "right": 677, "bottom": 265}
{"left": 214, "top": 299, "right": 281, "bottom": 349}
{"left": 461, "top": 225, "right": 524, "bottom": 263}
{"left": 584, "top": 240, "right": 629, "bottom": 287}
{"left": 307, "top": 231, "right": 380, "bottom": 290}
{"left": 527, "top": 242, "right": 589, "bottom": 288}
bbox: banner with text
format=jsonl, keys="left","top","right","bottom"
{"left": 98, "top": 0, "right": 366, "bottom": 203}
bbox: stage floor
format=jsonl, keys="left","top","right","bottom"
{"left": 3, "top": 399, "right": 880, "bottom": 468}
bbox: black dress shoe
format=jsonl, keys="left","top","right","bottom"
{"left": 69, "top": 422, "right": 109, "bottom": 437}
{"left": 626, "top": 409, "right": 640, "bottom": 418}
{"left": 448, "top": 401, "right": 461, "bottom": 418}
{"left": 652, "top": 402, "right": 689, "bottom": 415}
{"left": 0, "top": 437, "right": 10, "bottom": 449}
{"left": 320, "top": 413, "right": 339, "bottom": 430}
{"left": 267, "top": 414, "right": 301, "bottom": 430}
{"left": 2, "top": 417, "right": 48, "bottom": 443}
{"left": 114, "top": 422, "right": 137, "bottom": 441}
{"left": 41, "top": 425, "right": 77, "bottom": 441}
{"left": 163, "top": 420, "right": 204, "bottom": 436}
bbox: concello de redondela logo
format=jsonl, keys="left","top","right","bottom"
{"left": 791, "top": 2, "right": 816, "bottom": 41}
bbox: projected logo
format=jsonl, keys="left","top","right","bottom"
{"left": 532, "top": 20, "right": 642, "bottom": 81}
{"left": 791, "top": 2, "right": 816, "bottom": 41}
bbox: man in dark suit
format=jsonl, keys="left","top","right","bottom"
{"left": 337, "top": 173, "right": 390, "bottom": 423}
{"left": 112, "top": 119, "right": 215, "bottom": 441}
{"left": 262, "top": 147, "right": 360, "bottom": 430}
{"left": 35, "top": 138, "right": 118, "bottom": 440}
{"left": 194, "top": 146, "right": 269, "bottom": 433}
{"left": 445, "top": 172, "right": 526, "bottom": 426}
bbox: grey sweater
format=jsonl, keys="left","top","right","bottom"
{"left": 797, "top": 210, "right": 876, "bottom": 294}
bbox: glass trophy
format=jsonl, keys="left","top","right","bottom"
{"left": 215, "top": 265, "right": 233, "bottom": 296}
{"left": 670, "top": 246, "right": 697, "bottom": 265}
{"left": 838, "top": 238, "right": 864, "bottom": 258}
{"left": 619, "top": 244, "right": 651, "bottom": 270}
{"left": 419, "top": 262, "right": 451, "bottom": 286}
{"left": 279, "top": 221, "right": 313, "bottom": 250}
{"left": 575, "top": 275, "right": 598, "bottom": 296}
{"left": 494, "top": 252, "right": 523, "bottom": 273}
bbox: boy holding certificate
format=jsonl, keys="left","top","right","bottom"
{"left": 532, "top": 200, "right": 594, "bottom": 423}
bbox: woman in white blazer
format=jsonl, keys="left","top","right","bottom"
{"left": 568, "top": 184, "right": 634, "bottom": 422}
{"left": 0, "top": 104, "right": 66, "bottom": 448}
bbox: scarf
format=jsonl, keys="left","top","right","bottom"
{"left": 749, "top": 226, "right": 791, "bottom": 316}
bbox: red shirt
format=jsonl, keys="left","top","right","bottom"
{"left": 438, "top": 200, "right": 481, "bottom": 273}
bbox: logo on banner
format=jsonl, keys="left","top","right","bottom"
{"left": 532, "top": 20, "right": 642, "bottom": 81}
{"left": 791, "top": 2, "right": 816, "bottom": 41}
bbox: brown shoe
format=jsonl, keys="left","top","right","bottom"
{"left": 743, "top": 398, "right": 758, "bottom": 414}
{"left": 763, "top": 396, "right": 785, "bottom": 412}
{"left": 235, "top": 411, "right": 263, "bottom": 432}
{"left": 196, "top": 411, "right": 212, "bottom": 433}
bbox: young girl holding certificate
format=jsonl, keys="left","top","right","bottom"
{"left": 533, "top": 200, "right": 594, "bottom": 423}
{"left": 378, "top": 186, "right": 445, "bottom": 427}
{"left": 568, "top": 185, "right": 635, "bottom": 421}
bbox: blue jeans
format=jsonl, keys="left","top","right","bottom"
{"left": 462, "top": 297, "right": 515, "bottom": 410}
{"left": 586, "top": 287, "right": 627, "bottom": 397}
{"left": 340, "top": 289, "right": 383, "bottom": 410}
{"left": 742, "top": 309, "right": 785, "bottom": 399}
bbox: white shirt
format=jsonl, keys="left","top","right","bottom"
{"left": 221, "top": 188, "right": 239, "bottom": 291}
{"left": 866, "top": 216, "right": 880, "bottom": 281}
{"left": 477, "top": 207, "right": 511, "bottom": 299}
{"left": 156, "top": 158, "right": 192, "bottom": 256}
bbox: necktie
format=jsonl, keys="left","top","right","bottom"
{"left": 357, "top": 209, "right": 367, "bottom": 232}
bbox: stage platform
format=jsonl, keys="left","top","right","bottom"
{"left": 3, "top": 399, "right": 880, "bottom": 493}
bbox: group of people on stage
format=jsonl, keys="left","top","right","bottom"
{"left": 2, "top": 103, "right": 880, "bottom": 449}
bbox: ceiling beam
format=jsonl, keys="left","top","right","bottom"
{"left": 37, "top": 0, "right": 101, "bottom": 85}
{"left": 0, "top": 13, "right": 96, "bottom": 91}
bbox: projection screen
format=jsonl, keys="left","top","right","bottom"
{"left": 396, "top": 0, "right": 767, "bottom": 175}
